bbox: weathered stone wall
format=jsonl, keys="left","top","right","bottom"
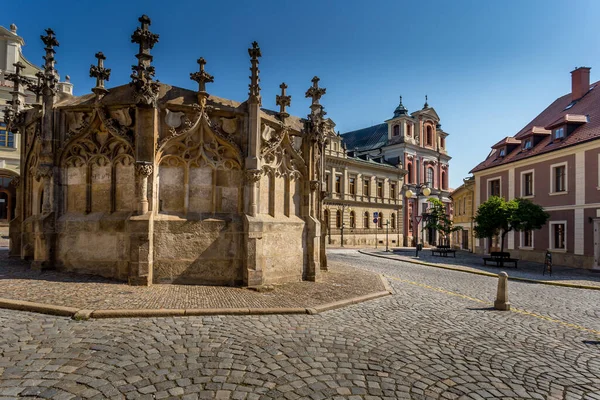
{"left": 152, "top": 215, "right": 244, "bottom": 285}
{"left": 55, "top": 214, "right": 131, "bottom": 280}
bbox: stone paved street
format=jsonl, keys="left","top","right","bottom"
{"left": 0, "top": 250, "right": 385, "bottom": 311}
{"left": 1, "top": 249, "right": 600, "bottom": 399}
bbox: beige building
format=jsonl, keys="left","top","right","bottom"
{"left": 0, "top": 23, "right": 72, "bottom": 223}
{"left": 323, "top": 132, "right": 405, "bottom": 247}
{"left": 449, "top": 176, "right": 475, "bottom": 252}
{"left": 8, "top": 16, "right": 331, "bottom": 286}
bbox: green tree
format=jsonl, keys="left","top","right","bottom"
{"left": 424, "top": 198, "right": 462, "bottom": 246}
{"left": 474, "top": 196, "right": 549, "bottom": 257}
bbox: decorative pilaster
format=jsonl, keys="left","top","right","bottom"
{"left": 89, "top": 52, "right": 111, "bottom": 99}
{"left": 35, "top": 165, "right": 54, "bottom": 214}
{"left": 244, "top": 169, "right": 262, "bottom": 217}
{"left": 130, "top": 15, "right": 160, "bottom": 106}
{"left": 135, "top": 162, "right": 153, "bottom": 214}
{"left": 190, "top": 57, "right": 214, "bottom": 107}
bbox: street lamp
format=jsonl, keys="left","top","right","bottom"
{"left": 405, "top": 183, "right": 431, "bottom": 257}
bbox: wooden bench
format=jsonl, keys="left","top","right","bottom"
{"left": 483, "top": 252, "right": 518, "bottom": 268}
{"left": 431, "top": 246, "right": 456, "bottom": 257}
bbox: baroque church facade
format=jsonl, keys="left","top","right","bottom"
{"left": 5, "top": 16, "right": 333, "bottom": 286}
{"left": 339, "top": 97, "right": 452, "bottom": 247}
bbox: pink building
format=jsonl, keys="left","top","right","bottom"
{"left": 341, "top": 97, "right": 452, "bottom": 246}
{"left": 471, "top": 67, "right": 600, "bottom": 269}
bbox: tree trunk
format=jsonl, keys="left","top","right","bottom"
{"left": 500, "top": 230, "right": 507, "bottom": 268}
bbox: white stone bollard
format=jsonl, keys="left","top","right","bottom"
{"left": 494, "top": 271, "right": 511, "bottom": 311}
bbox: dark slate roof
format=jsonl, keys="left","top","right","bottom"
{"left": 340, "top": 123, "right": 388, "bottom": 151}
{"left": 471, "top": 80, "right": 600, "bottom": 173}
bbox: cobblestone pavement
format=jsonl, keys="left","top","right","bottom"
{"left": 366, "top": 247, "right": 600, "bottom": 288}
{"left": 0, "top": 249, "right": 600, "bottom": 399}
{"left": 0, "top": 250, "right": 384, "bottom": 310}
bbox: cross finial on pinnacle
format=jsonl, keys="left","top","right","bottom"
{"left": 276, "top": 82, "right": 291, "bottom": 121}
{"left": 90, "top": 51, "right": 111, "bottom": 97}
{"left": 130, "top": 15, "right": 160, "bottom": 105}
{"left": 305, "top": 76, "right": 326, "bottom": 106}
{"left": 248, "top": 41, "right": 262, "bottom": 103}
{"left": 424, "top": 94, "right": 429, "bottom": 109}
{"left": 190, "top": 57, "right": 214, "bottom": 94}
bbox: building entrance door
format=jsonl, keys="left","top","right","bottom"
{"left": 462, "top": 230, "right": 469, "bottom": 250}
{"left": 0, "top": 192, "right": 7, "bottom": 221}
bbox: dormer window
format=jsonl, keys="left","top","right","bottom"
{"left": 523, "top": 139, "right": 532, "bottom": 150}
{"left": 553, "top": 127, "right": 565, "bottom": 140}
{"left": 499, "top": 148, "right": 506, "bottom": 157}
{"left": 393, "top": 125, "right": 400, "bottom": 136}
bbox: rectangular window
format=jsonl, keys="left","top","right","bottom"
{"left": 554, "top": 127, "right": 565, "bottom": 140}
{"left": 553, "top": 165, "right": 566, "bottom": 192}
{"left": 489, "top": 179, "right": 500, "bottom": 197}
{"left": 325, "top": 174, "right": 330, "bottom": 193}
{"left": 522, "top": 230, "right": 533, "bottom": 248}
{"left": 349, "top": 178, "right": 356, "bottom": 195}
{"left": 523, "top": 172, "right": 533, "bottom": 196}
{"left": 499, "top": 148, "right": 506, "bottom": 157}
{"left": 377, "top": 181, "right": 383, "bottom": 198}
{"left": 390, "top": 183, "right": 396, "bottom": 199}
{"left": 0, "top": 123, "right": 14, "bottom": 148}
{"left": 335, "top": 176, "right": 341, "bottom": 193}
{"left": 363, "top": 179, "right": 370, "bottom": 196}
{"left": 523, "top": 139, "right": 532, "bottom": 150}
{"left": 550, "top": 222, "right": 566, "bottom": 250}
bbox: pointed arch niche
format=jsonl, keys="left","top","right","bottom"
{"left": 156, "top": 115, "right": 243, "bottom": 216}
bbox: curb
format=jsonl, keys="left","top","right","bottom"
{"left": 359, "top": 250, "right": 600, "bottom": 291}
{"left": 0, "top": 290, "right": 392, "bottom": 320}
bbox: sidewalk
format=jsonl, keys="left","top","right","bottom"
{"left": 361, "top": 247, "right": 600, "bottom": 289}
{"left": 0, "top": 249, "right": 390, "bottom": 318}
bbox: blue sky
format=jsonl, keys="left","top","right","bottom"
{"left": 4, "top": 0, "right": 600, "bottom": 189}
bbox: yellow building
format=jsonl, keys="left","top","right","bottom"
{"left": 449, "top": 176, "right": 475, "bottom": 251}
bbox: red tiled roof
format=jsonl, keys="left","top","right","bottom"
{"left": 471, "top": 80, "right": 600, "bottom": 173}
{"left": 491, "top": 136, "right": 521, "bottom": 149}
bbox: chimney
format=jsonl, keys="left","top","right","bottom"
{"left": 571, "top": 67, "right": 591, "bottom": 101}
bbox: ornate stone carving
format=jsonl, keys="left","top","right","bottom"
{"left": 89, "top": 52, "right": 111, "bottom": 97}
{"left": 244, "top": 169, "right": 262, "bottom": 183}
{"left": 165, "top": 109, "right": 186, "bottom": 129}
{"left": 220, "top": 117, "right": 237, "bottom": 135}
{"left": 261, "top": 125, "right": 305, "bottom": 179}
{"left": 276, "top": 82, "right": 291, "bottom": 121}
{"left": 190, "top": 57, "right": 214, "bottom": 94}
{"left": 248, "top": 41, "right": 261, "bottom": 103}
{"left": 65, "top": 111, "right": 92, "bottom": 137}
{"left": 130, "top": 15, "right": 160, "bottom": 106}
{"left": 135, "top": 162, "right": 154, "bottom": 177}
{"left": 35, "top": 165, "right": 53, "bottom": 181}
{"left": 310, "top": 180, "right": 320, "bottom": 191}
{"left": 40, "top": 28, "right": 59, "bottom": 96}
{"left": 9, "top": 176, "right": 21, "bottom": 188}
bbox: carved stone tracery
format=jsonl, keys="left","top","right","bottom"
{"left": 260, "top": 123, "right": 305, "bottom": 179}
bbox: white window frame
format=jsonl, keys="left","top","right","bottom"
{"left": 549, "top": 221, "right": 567, "bottom": 252}
{"left": 519, "top": 230, "right": 534, "bottom": 250}
{"left": 523, "top": 138, "right": 532, "bottom": 150}
{"left": 549, "top": 161, "right": 568, "bottom": 195}
{"left": 553, "top": 127, "right": 565, "bottom": 140}
{"left": 520, "top": 169, "right": 535, "bottom": 198}
{"left": 487, "top": 177, "right": 502, "bottom": 199}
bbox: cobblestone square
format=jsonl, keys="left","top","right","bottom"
{"left": 0, "top": 249, "right": 599, "bottom": 399}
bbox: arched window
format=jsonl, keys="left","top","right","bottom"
{"left": 441, "top": 171, "right": 447, "bottom": 190}
{"left": 406, "top": 124, "right": 412, "bottom": 137}
{"left": 349, "top": 211, "right": 355, "bottom": 228}
{"left": 336, "top": 210, "right": 341, "bottom": 228}
{"left": 364, "top": 211, "right": 369, "bottom": 228}
{"left": 427, "top": 167, "right": 434, "bottom": 186}
{"left": 426, "top": 125, "right": 433, "bottom": 146}
{"left": 440, "top": 136, "right": 445, "bottom": 149}
{"left": 391, "top": 213, "right": 396, "bottom": 230}
{"left": 378, "top": 212, "right": 384, "bottom": 228}
{"left": 407, "top": 163, "right": 413, "bottom": 184}
{"left": 323, "top": 209, "right": 329, "bottom": 228}
{"left": 393, "top": 125, "right": 400, "bottom": 137}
